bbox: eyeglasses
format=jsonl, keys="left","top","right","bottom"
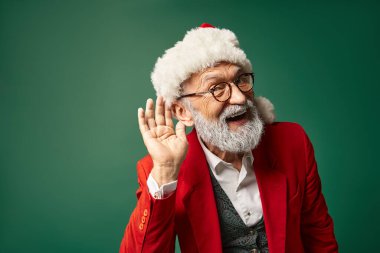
{"left": 179, "top": 73, "right": 254, "bottom": 102}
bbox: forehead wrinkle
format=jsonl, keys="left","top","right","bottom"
{"left": 200, "top": 73, "right": 220, "bottom": 85}
{"left": 189, "top": 71, "right": 218, "bottom": 93}
{"left": 203, "top": 64, "right": 242, "bottom": 83}
{"left": 192, "top": 63, "right": 243, "bottom": 92}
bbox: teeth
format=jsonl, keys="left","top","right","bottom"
{"left": 228, "top": 109, "right": 246, "bottom": 118}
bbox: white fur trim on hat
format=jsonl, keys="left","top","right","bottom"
{"left": 254, "top": 96, "right": 276, "bottom": 124}
{"left": 151, "top": 24, "right": 252, "bottom": 105}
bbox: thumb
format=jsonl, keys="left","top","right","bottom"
{"left": 175, "top": 121, "right": 187, "bottom": 141}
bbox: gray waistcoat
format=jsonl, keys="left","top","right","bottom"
{"left": 209, "top": 170, "right": 269, "bottom": 253}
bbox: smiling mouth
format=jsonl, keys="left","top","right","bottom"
{"left": 226, "top": 110, "right": 247, "bottom": 122}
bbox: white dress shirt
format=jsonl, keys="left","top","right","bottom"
{"left": 147, "top": 133, "right": 263, "bottom": 226}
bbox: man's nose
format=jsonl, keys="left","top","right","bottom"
{"left": 228, "top": 84, "right": 247, "bottom": 105}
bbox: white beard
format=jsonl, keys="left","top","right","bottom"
{"left": 184, "top": 99, "right": 264, "bottom": 153}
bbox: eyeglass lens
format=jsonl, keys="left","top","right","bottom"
{"left": 212, "top": 73, "right": 253, "bottom": 101}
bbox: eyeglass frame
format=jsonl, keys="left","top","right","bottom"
{"left": 178, "top": 72, "right": 255, "bottom": 102}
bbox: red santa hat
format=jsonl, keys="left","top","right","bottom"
{"left": 150, "top": 23, "right": 275, "bottom": 124}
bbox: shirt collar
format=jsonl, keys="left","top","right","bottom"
{"left": 196, "top": 131, "right": 254, "bottom": 174}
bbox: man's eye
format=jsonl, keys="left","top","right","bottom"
{"left": 237, "top": 74, "right": 252, "bottom": 84}
{"left": 210, "top": 83, "right": 227, "bottom": 96}
{"left": 212, "top": 85, "right": 225, "bottom": 91}
{"left": 214, "top": 82, "right": 228, "bottom": 90}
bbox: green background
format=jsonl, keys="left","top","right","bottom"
{"left": 1, "top": 0, "right": 379, "bottom": 252}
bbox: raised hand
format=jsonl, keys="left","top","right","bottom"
{"left": 138, "top": 96, "right": 188, "bottom": 187}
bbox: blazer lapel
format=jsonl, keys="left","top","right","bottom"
{"left": 180, "top": 128, "right": 287, "bottom": 253}
{"left": 253, "top": 138, "right": 287, "bottom": 253}
{"left": 180, "top": 129, "right": 223, "bottom": 253}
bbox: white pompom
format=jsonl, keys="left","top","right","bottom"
{"left": 254, "top": 96, "right": 276, "bottom": 124}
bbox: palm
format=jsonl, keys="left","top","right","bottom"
{"left": 138, "top": 97, "right": 188, "bottom": 169}
{"left": 142, "top": 125, "right": 187, "bottom": 165}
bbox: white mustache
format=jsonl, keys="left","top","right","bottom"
{"left": 220, "top": 100, "right": 255, "bottom": 121}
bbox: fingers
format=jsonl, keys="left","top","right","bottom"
{"left": 137, "top": 107, "right": 149, "bottom": 133}
{"left": 175, "top": 121, "right": 187, "bottom": 141}
{"left": 155, "top": 96, "right": 165, "bottom": 126}
{"left": 140, "top": 96, "right": 175, "bottom": 131}
{"left": 145, "top": 98, "right": 156, "bottom": 129}
{"left": 165, "top": 103, "right": 174, "bottom": 128}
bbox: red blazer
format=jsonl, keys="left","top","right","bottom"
{"left": 120, "top": 122, "right": 338, "bottom": 253}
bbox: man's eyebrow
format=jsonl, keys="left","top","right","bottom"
{"left": 200, "top": 67, "right": 243, "bottom": 85}
{"left": 200, "top": 73, "right": 221, "bottom": 84}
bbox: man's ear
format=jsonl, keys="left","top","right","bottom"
{"left": 171, "top": 101, "right": 194, "bottom": 127}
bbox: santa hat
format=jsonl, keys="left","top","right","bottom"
{"left": 150, "top": 23, "right": 275, "bottom": 124}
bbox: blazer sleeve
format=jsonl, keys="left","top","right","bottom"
{"left": 119, "top": 159, "right": 176, "bottom": 253}
{"left": 300, "top": 130, "right": 339, "bottom": 252}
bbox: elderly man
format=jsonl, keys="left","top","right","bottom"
{"left": 120, "top": 23, "right": 338, "bottom": 253}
